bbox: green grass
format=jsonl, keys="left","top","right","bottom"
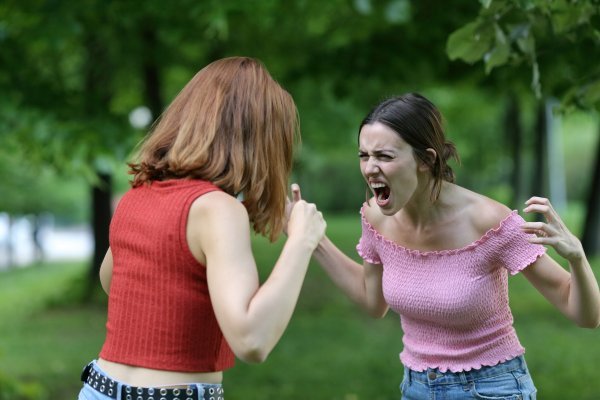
{"left": 1, "top": 214, "right": 599, "bottom": 399}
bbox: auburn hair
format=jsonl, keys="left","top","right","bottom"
{"left": 129, "top": 57, "right": 299, "bottom": 241}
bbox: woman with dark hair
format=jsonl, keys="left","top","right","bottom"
{"left": 78, "top": 57, "right": 326, "bottom": 400}
{"left": 293, "top": 93, "right": 599, "bottom": 399}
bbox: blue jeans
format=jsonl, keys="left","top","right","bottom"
{"left": 400, "top": 356, "right": 537, "bottom": 399}
{"left": 77, "top": 360, "right": 224, "bottom": 400}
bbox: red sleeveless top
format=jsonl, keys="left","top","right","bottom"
{"left": 99, "top": 179, "right": 235, "bottom": 372}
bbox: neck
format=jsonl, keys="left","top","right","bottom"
{"left": 401, "top": 181, "right": 454, "bottom": 229}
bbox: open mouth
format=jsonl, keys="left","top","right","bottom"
{"left": 371, "top": 182, "right": 390, "bottom": 204}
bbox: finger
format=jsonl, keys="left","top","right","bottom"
{"left": 525, "top": 236, "right": 550, "bottom": 245}
{"left": 291, "top": 183, "right": 302, "bottom": 202}
{"left": 523, "top": 205, "right": 559, "bottom": 225}
{"left": 524, "top": 196, "right": 550, "bottom": 206}
{"left": 523, "top": 203, "right": 551, "bottom": 215}
{"left": 521, "top": 221, "right": 546, "bottom": 231}
{"left": 522, "top": 223, "right": 553, "bottom": 240}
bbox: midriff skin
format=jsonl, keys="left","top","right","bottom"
{"left": 96, "top": 358, "right": 222, "bottom": 387}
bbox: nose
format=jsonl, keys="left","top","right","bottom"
{"left": 363, "top": 157, "right": 380, "bottom": 175}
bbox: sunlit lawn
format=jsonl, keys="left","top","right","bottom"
{"left": 0, "top": 213, "right": 599, "bottom": 399}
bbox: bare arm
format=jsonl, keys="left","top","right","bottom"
{"left": 189, "top": 191, "right": 326, "bottom": 363}
{"left": 99, "top": 248, "right": 113, "bottom": 294}
{"left": 521, "top": 197, "right": 600, "bottom": 328}
{"left": 313, "top": 236, "right": 388, "bottom": 318}
{"left": 292, "top": 184, "right": 388, "bottom": 318}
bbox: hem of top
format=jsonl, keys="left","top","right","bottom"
{"left": 401, "top": 349, "right": 526, "bottom": 373}
{"left": 359, "top": 207, "right": 523, "bottom": 257}
{"left": 508, "top": 248, "right": 546, "bottom": 275}
{"left": 97, "top": 354, "right": 235, "bottom": 373}
{"left": 356, "top": 245, "right": 381, "bottom": 265}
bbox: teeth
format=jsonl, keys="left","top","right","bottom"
{"left": 371, "top": 182, "right": 386, "bottom": 189}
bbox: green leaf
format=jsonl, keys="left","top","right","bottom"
{"left": 548, "top": 0, "right": 595, "bottom": 34}
{"left": 446, "top": 21, "right": 495, "bottom": 64}
{"left": 514, "top": 24, "right": 535, "bottom": 56}
{"left": 484, "top": 24, "right": 511, "bottom": 74}
{"left": 479, "top": 0, "right": 493, "bottom": 8}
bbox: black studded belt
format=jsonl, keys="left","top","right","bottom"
{"left": 81, "top": 362, "right": 225, "bottom": 400}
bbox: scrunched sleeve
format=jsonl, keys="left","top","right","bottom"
{"left": 493, "top": 211, "right": 546, "bottom": 275}
{"left": 356, "top": 206, "right": 382, "bottom": 265}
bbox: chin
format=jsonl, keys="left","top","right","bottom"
{"left": 378, "top": 205, "right": 400, "bottom": 216}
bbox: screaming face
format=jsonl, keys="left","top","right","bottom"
{"left": 359, "top": 122, "right": 423, "bottom": 215}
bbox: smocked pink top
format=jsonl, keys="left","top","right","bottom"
{"left": 356, "top": 207, "right": 546, "bottom": 372}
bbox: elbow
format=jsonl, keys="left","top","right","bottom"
{"left": 236, "top": 350, "right": 268, "bottom": 364}
{"left": 574, "top": 312, "right": 600, "bottom": 329}
{"left": 577, "top": 320, "right": 600, "bottom": 329}
{"left": 232, "top": 335, "right": 271, "bottom": 364}
{"left": 578, "top": 316, "right": 600, "bottom": 329}
{"left": 235, "top": 347, "right": 269, "bottom": 364}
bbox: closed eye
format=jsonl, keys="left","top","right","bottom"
{"left": 358, "top": 151, "right": 394, "bottom": 161}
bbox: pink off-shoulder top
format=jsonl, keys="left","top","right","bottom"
{"left": 356, "top": 208, "right": 546, "bottom": 372}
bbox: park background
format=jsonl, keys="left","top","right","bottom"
{"left": 1, "top": 0, "right": 599, "bottom": 399}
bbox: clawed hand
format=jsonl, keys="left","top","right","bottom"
{"left": 521, "top": 196, "right": 584, "bottom": 262}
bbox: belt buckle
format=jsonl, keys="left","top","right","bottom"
{"left": 80, "top": 361, "right": 93, "bottom": 382}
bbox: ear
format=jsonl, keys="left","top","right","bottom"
{"left": 418, "top": 148, "right": 437, "bottom": 172}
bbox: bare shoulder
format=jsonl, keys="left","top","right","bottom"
{"left": 463, "top": 189, "right": 513, "bottom": 234}
{"left": 189, "top": 190, "right": 249, "bottom": 228}
{"left": 187, "top": 190, "right": 252, "bottom": 264}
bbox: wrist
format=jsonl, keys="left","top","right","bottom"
{"left": 314, "top": 236, "right": 331, "bottom": 253}
{"left": 566, "top": 240, "right": 585, "bottom": 264}
{"left": 285, "top": 233, "right": 317, "bottom": 252}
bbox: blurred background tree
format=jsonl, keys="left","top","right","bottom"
{"left": 447, "top": 0, "right": 600, "bottom": 255}
{"left": 0, "top": 0, "right": 598, "bottom": 277}
{"left": 1, "top": 1, "right": 599, "bottom": 399}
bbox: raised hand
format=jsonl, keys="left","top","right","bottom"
{"left": 521, "top": 196, "right": 584, "bottom": 262}
{"left": 291, "top": 183, "right": 302, "bottom": 203}
{"left": 284, "top": 183, "right": 302, "bottom": 235}
{"left": 286, "top": 183, "right": 326, "bottom": 250}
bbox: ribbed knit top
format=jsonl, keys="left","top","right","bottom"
{"left": 357, "top": 207, "right": 546, "bottom": 372}
{"left": 99, "top": 179, "right": 235, "bottom": 372}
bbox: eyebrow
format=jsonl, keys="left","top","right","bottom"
{"left": 358, "top": 149, "right": 394, "bottom": 155}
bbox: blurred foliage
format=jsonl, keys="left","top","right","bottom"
{"left": 447, "top": 0, "right": 600, "bottom": 111}
{"left": 0, "top": 372, "right": 42, "bottom": 400}
{"left": 0, "top": 112, "right": 88, "bottom": 222}
{"left": 0, "top": 0, "right": 598, "bottom": 217}
{"left": 560, "top": 111, "right": 600, "bottom": 200}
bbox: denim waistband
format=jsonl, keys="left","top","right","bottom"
{"left": 81, "top": 360, "right": 224, "bottom": 400}
{"left": 406, "top": 356, "right": 527, "bottom": 386}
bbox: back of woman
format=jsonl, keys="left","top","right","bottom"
{"left": 77, "top": 57, "right": 326, "bottom": 400}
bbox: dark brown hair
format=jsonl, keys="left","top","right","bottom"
{"left": 359, "top": 93, "right": 460, "bottom": 202}
{"left": 129, "top": 57, "right": 299, "bottom": 241}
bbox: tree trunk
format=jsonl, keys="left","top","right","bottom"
{"left": 504, "top": 94, "right": 523, "bottom": 209}
{"left": 531, "top": 101, "right": 548, "bottom": 221}
{"left": 83, "top": 26, "right": 114, "bottom": 290}
{"left": 544, "top": 99, "right": 567, "bottom": 212}
{"left": 89, "top": 173, "right": 112, "bottom": 284}
{"left": 141, "top": 24, "right": 163, "bottom": 120}
{"left": 581, "top": 127, "right": 600, "bottom": 256}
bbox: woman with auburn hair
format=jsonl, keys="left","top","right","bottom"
{"left": 78, "top": 57, "right": 326, "bottom": 400}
